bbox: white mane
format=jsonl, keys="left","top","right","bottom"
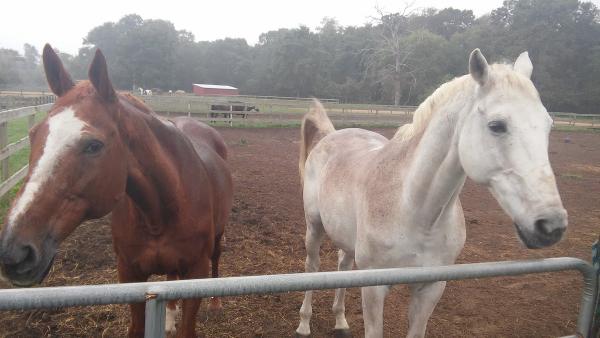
{"left": 393, "top": 64, "right": 540, "bottom": 142}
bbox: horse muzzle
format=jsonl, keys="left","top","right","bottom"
{"left": 514, "top": 208, "right": 568, "bottom": 249}
{"left": 0, "top": 237, "right": 56, "bottom": 287}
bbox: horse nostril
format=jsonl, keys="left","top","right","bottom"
{"left": 14, "top": 244, "right": 38, "bottom": 274}
{"left": 534, "top": 218, "right": 565, "bottom": 239}
{"left": 534, "top": 219, "right": 551, "bottom": 235}
{"left": 23, "top": 245, "right": 36, "bottom": 265}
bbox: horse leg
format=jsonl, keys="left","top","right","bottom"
{"left": 361, "top": 285, "right": 390, "bottom": 338}
{"left": 166, "top": 273, "right": 180, "bottom": 336}
{"left": 332, "top": 249, "right": 354, "bottom": 337}
{"left": 207, "top": 234, "right": 223, "bottom": 316}
{"left": 295, "top": 218, "right": 325, "bottom": 337}
{"left": 117, "top": 261, "right": 149, "bottom": 338}
{"left": 177, "top": 257, "right": 210, "bottom": 338}
{"left": 406, "top": 282, "right": 446, "bottom": 338}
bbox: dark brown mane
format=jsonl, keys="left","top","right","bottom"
{"left": 119, "top": 92, "right": 155, "bottom": 115}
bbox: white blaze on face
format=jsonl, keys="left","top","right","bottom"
{"left": 7, "top": 107, "right": 87, "bottom": 230}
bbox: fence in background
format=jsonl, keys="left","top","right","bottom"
{"left": 141, "top": 95, "right": 600, "bottom": 129}
{"left": 550, "top": 112, "right": 600, "bottom": 127}
{"left": 139, "top": 94, "right": 417, "bottom": 126}
{"left": 0, "top": 103, "right": 53, "bottom": 198}
{"left": 0, "top": 94, "right": 54, "bottom": 111}
{"left": 0, "top": 257, "right": 596, "bottom": 338}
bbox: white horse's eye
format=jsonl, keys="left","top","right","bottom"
{"left": 488, "top": 120, "right": 508, "bottom": 134}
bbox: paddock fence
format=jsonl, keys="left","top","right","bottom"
{"left": 550, "top": 112, "right": 600, "bottom": 128}
{"left": 0, "top": 102, "right": 54, "bottom": 199}
{"left": 0, "top": 257, "right": 596, "bottom": 338}
{"left": 137, "top": 94, "right": 417, "bottom": 127}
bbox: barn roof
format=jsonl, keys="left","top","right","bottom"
{"left": 193, "top": 84, "right": 238, "bottom": 90}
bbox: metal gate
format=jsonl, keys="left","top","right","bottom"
{"left": 0, "top": 257, "right": 597, "bottom": 338}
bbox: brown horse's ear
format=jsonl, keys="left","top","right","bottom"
{"left": 42, "top": 44, "right": 75, "bottom": 97}
{"left": 89, "top": 49, "right": 116, "bottom": 102}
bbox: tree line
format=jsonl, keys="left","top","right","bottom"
{"left": 1, "top": 0, "right": 599, "bottom": 113}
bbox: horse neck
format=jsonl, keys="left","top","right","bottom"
{"left": 387, "top": 79, "right": 477, "bottom": 227}
{"left": 118, "top": 102, "right": 185, "bottom": 231}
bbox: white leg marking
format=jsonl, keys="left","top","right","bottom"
{"left": 296, "top": 224, "right": 325, "bottom": 336}
{"left": 332, "top": 249, "right": 354, "bottom": 330}
{"left": 7, "top": 107, "right": 86, "bottom": 231}
{"left": 165, "top": 305, "right": 180, "bottom": 334}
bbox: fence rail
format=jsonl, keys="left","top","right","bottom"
{"left": 139, "top": 95, "right": 418, "bottom": 115}
{"left": 0, "top": 103, "right": 53, "bottom": 198}
{"left": 550, "top": 112, "right": 600, "bottom": 127}
{"left": 0, "top": 257, "right": 596, "bottom": 338}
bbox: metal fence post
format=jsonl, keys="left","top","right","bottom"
{"left": 591, "top": 238, "right": 600, "bottom": 337}
{"left": 144, "top": 293, "right": 166, "bottom": 338}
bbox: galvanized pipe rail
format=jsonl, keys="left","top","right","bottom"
{"left": 0, "top": 257, "right": 596, "bottom": 337}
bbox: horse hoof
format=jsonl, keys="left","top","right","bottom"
{"left": 207, "top": 297, "right": 223, "bottom": 319}
{"left": 333, "top": 328, "right": 352, "bottom": 338}
{"left": 207, "top": 307, "right": 224, "bottom": 319}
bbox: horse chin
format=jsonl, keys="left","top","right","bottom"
{"left": 514, "top": 223, "right": 559, "bottom": 249}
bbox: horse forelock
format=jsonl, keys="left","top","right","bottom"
{"left": 393, "top": 63, "right": 540, "bottom": 143}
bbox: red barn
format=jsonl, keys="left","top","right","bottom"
{"left": 192, "top": 84, "right": 239, "bottom": 96}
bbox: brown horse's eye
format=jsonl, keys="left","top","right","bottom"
{"left": 488, "top": 120, "right": 507, "bottom": 134}
{"left": 83, "top": 140, "right": 104, "bottom": 154}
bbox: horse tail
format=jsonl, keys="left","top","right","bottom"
{"left": 299, "top": 99, "right": 335, "bottom": 184}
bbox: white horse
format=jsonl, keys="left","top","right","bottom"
{"left": 138, "top": 87, "right": 144, "bottom": 95}
{"left": 145, "top": 89, "right": 153, "bottom": 96}
{"left": 296, "top": 49, "right": 567, "bottom": 338}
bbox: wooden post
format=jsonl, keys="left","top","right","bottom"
{"left": 29, "top": 108, "right": 37, "bottom": 130}
{"left": 0, "top": 121, "right": 8, "bottom": 181}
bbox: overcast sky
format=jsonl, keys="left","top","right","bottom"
{"left": 2, "top": 0, "right": 599, "bottom": 55}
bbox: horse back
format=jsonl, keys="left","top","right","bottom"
{"left": 304, "top": 128, "right": 387, "bottom": 252}
{"left": 172, "top": 117, "right": 232, "bottom": 236}
{"left": 172, "top": 117, "right": 228, "bottom": 160}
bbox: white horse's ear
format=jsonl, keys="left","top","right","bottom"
{"left": 513, "top": 51, "right": 533, "bottom": 78}
{"left": 469, "top": 49, "right": 489, "bottom": 86}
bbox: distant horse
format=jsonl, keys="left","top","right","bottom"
{"left": 0, "top": 44, "right": 233, "bottom": 338}
{"left": 145, "top": 89, "right": 153, "bottom": 96}
{"left": 138, "top": 87, "right": 144, "bottom": 96}
{"left": 295, "top": 49, "right": 567, "bottom": 337}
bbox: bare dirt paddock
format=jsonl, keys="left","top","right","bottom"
{"left": 1, "top": 127, "right": 599, "bottom": 338}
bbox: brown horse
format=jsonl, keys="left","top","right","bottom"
{"left": 0, "top": 44, "right": 233, "bottom": 338}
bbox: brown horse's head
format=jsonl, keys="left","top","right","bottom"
{"left": 0, "top": 44, "right": 128, "bottom": 286}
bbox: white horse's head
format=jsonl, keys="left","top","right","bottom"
{"left": 458, "top": 49, "right": 567, "bottom": 249}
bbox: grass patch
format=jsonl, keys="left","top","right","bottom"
{"left": 0, "top": 181, "right": 22, "bottom": 224}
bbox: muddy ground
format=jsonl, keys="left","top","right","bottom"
{"left": 0, "top": 127, "right": 599, "bottom": 338}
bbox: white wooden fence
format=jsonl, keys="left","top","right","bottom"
{"left": 0, "top": 103, "right": 53, "bottom": 198}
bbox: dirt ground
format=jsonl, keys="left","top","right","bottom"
{"left": 0, "top": 127, "right": 599, "bottom": 338}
